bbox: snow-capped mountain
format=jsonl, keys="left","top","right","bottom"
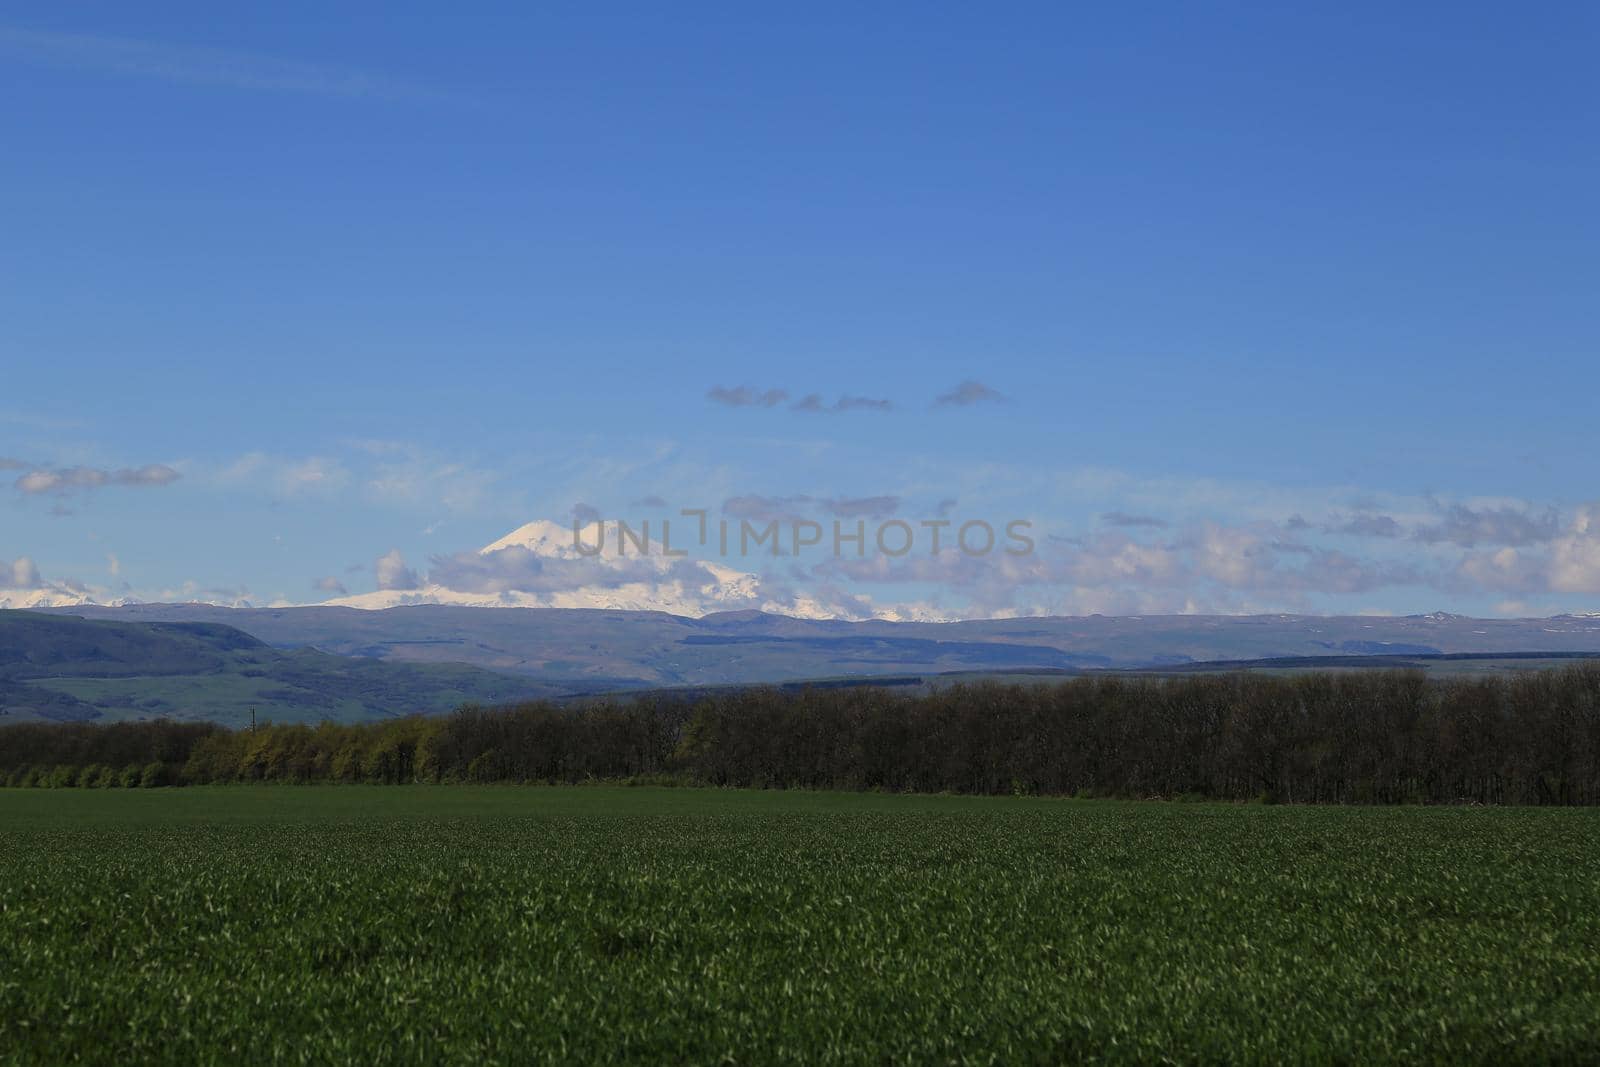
{"left": 324, "top": 519, "right": 911, "bottom": 619}
{"left": 0, "top": 587, "right": 109, "bottom": 610}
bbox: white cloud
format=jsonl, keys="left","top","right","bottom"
{"left": 1548, "top": 507, "right": 1600, "bottom": 594}
{"left": 375, "top": 549, "right": 420, "bottom": 591}
{"left": 8, "top": 556, "right": 42, "bottom": 589}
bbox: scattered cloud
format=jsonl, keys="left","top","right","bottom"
{"left": 708, "top": 386, "right": 788, "bottom": 408}
{"left": 806, "top": 518, "right": 1435, "bottom": 617}
{"left": 217, "top": 452, "right": 350, "bottom": 498}
{"left": 834, "top": 395, "right": 892, "bottom": 412}
{"left": 313, "top": 575, "right": 350, "bottom": 597}
{"left": 722, "top": 495, "right": 814, "bottom": 524}
{"left": 1455, "top": 547, "right": 1543, "bottom": 595}
{"left": 709, "top": 387, "right": 891, "bottom": 413}
{"left": 1101, "top": 512, "right": 1170, "bottom": 529}
{"left": 934, "top": 380, "right": 1006, "bottom": 407}
{"left": 145, "top": 579, "right": 258, "bottom": 607}
{"left": 721, "top": 494, "right": 902, "bottom": 522}
{"left": 215, "top": 445, "right": 495, "bottom": 513}
{"left": 1326, "top": 513, "right": 1403, "bottom": 539}
{"left": 1441, "top": 506, "right": 1600, "bottom": 596}
{"left": 1548, "top": 506, "right": 1600, "bottom": 593}
{"left": 5, "top": 556, "right": 43, "bottom": 589}
{"left": 14, "top": 463, "right": 180, "bottom": 496}
{"left": 632, "top": 495, "right": 669, "bottom": 508}
{"left": 359, "top": 445, "right": 498, "bottom": 514}
{"left": 823, "top": 495, "right": 900, "bottom": 519}
{"left": 1415, "top": 504, "right": 1561, "bottom": 548}
{"left": 281, "top": 457, "right": 347, "bottom": 495}
{"left": 570, "top": 502, "right": 602, "bottom": 526}
{"left": 0, "top": 555, "right": 113, "bottom": 604}
{"left": 792, "top": 394, "right": 892, "bottom": 413}
{"left": 375, "top": 549, "right": 420, "bottom": 591}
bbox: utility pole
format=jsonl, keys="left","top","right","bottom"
{"left": 250, "top": 707, "right": 256, "bottom": 734}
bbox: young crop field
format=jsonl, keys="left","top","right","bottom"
{"left": 2, "top": 788, "right": 1598, "bottom": 1064}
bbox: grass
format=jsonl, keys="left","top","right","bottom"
{"left": 2, "top": 788, "right": 1599, "bottom": 1064}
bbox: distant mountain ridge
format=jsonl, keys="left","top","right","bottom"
{"left": 0, "top": 519, "right": 940, "bottom": 619}
{"left": 0, "top": 611, "right": 571, "bottom": 726}
{"left": 37, "top": 603, "right": 1600, "bottom": 692}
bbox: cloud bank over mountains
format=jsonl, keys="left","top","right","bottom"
{"left": 319, "top": 519, "right": 915, "bottom": 619}
{"left": 301, "top": 500, "right": 1600, "bottom": 620}
{"left": 10, "top": 490, "right": 1600, "bottom": 620}
{"left": 0, "top": 555, "right": 113, "bottom": 610}
{"left": 5, "top": 436, "right": 1600, "bottom": 620}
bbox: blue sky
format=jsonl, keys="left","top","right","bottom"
{"left": 2, "top": 3, "right": 1597, "bottom": 618}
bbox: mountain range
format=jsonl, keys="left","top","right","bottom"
{"left": 8, "top": 601, "right": 1600, "bottom": 725}
{"left": 0, "top": 519, "right": 939, "bottom": 619}
{"left": 0, "top": 611, "right": 564, "bottom": 727}
{"left": 37, "top": 603, "right": 1600, "bottom": 687}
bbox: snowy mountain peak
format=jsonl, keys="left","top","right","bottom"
{"left": 325, "top": 518, "right": 818, "bottom": 617}
{"left": 0, "top": 588, "right": 109, "bottom": 610}
{"left": 480, "top": 519, "right": 602, "bottom": 558}
{"left": 0, "top": 579, "right": 155, "bottom": 610}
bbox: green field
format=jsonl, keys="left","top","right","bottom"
{"left": 2, "top": 788, "right": 1598, "bottom": 1064}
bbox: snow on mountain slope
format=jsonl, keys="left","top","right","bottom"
{"left": 325, "top": 519, "right": 906, "bottom": 619}
{"left": 0, "top": 587, "right": 110, "bottom": 610}
{"left": 480, "top": 519, "right": 613, "bottom": 558}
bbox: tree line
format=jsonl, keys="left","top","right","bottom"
{"left": 3, "top": 667, "right": 1600, "bottom": 803}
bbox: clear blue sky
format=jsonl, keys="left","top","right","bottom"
{"left": 3, "top": 3, "right": 1597, "bottom": 618}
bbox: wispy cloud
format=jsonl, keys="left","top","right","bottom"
{"left": 792, "top": 394, "right": 892, "bottom": 414}
{"left": 14, "top": 463, "right": 180, "bottom": 496}
{"left": 720, "top": 494, "right": 902, "bottom": 522}
{"left": 934, "top": 380, "right": 1006, "bottom": 407}
{"left": 823, "top": 495, "right": 900, "bottom": 519}
{"left": 722, "top": 494, "right": 814, "bottom": 524}
{"left": 1415, "top": 503, "right": 1561, "bottom": 548}
{"left": 708, "top": 386, "right": 788, "bottom": 408}
{"left": 1101, "top": 512, "right": 1169, "bottom": 529}
{"left": 216, "top": 453, "right": 350, "bottom": 498}
{"left": 1325, "top": 513, "right": 1403, "bottom": 539}
{"left": 313, "top": 575, "right": 349, "bottom": 597}
{"left": 4, "top": 556, "right": 43, "bottom": 589}
{"left": 709, "top": 386, "right": 891, "bottom": 413}
{"left": 0, "top": 25, "right": 445, "bottom": 101}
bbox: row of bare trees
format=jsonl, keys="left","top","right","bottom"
{"left": 4, "top": 667, "right": 1600, "bottom": 803}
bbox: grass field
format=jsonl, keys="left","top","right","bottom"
{"left": 2, "top": 788, "right": 1599, "bottom": 1064}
